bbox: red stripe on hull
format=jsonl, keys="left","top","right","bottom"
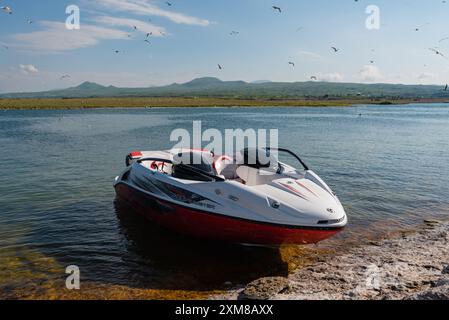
{"left": 115, "top": 183, "right": 343, "bottom": 245}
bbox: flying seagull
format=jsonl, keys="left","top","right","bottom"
{"left": 144, "top": 39, "right": 151, "bottom": 45}
{"left": 1, "top": 6, "right": 12, "bottom": 14}
{"left": 288, "top": 61, "right": 295, "bottom": 67}
{"left": 415, "top": 23, "right": 430, "bottom": 32}
{"left": 27, "top": 19, "right": 34, "bottom": 24}
{"left": 331, "top": 47, "right": 339, "bottom": 53}
{"left": 429, "top": 47, "right": 448, "bottom": 59}
{"left": 310, "top": 76, "right": 318, "bottom": 81}
{"left": 445, "top": 84, "right": 448, "bottom": 91}
{"left": 218, "top": 64, "right": 223, "bottom": 70}
{"left": 230, "top": 31, "right": 239, "bottom": 36}
{"left": 272, "top": 6, "right": 282, "bottom": 13}
{"left": 166, "top": 2, "right": 172, "bottom": 6}
{"left": 60, "top": 75, "right": 71, "bottom": 80}
{"left": 146, "top": 32, "right": 152, "bottom": 38}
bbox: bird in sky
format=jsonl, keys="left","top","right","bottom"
{"left": 144, "top": 40, "right": 151, "bottom": 45}
{"left": 60, "top": 75, "right": 71, "bottom": 80}
{"left": 272, "top": 6, "right": 282, "bottom": 13}
{"left": 331, "top": 47, "right": 339, "bottom": 53}
{"left": 445, "top": 84, "right": 448, "bottom": 91}
{"left": 310, "top": 76, "right": 318, "bottom": 81}
{"left": 166, "top": 2, "right": 172, "bottom": 6}
{"left": 415, "top": 23, "right": 430, "bottom": 32}
{"left": 230, "top": 31, "right": 239, "bottom": 36}
{"left": 146, "top": 32, "right": 152, "bottom": 38}
{"left": 27, "top": 19, "right": 34, "bottom": 24}
{"left": 1, "top": 6, "right": 13, "bottom": 14}
{"left": 218, "top": 64, "right": 223, "bottom": 70}
{"left": 429, "top": 47, "right": 448, "bottom": 59}
{"left": 288, "top": 61, "right": 295, "bottom": 67}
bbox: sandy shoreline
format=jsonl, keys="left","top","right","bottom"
{"left": 213, "top": 220, "right": 449, "bottom": 300}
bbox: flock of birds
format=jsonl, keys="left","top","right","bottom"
{"left": 1, "top": 2, "right": 448, "bottom": 91}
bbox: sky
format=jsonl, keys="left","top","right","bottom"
{"left": 0, "top": 0, "right": 449, "bottom": 93}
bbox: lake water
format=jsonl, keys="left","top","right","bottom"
{"left": 1, "top": 104, "right": 449, "bottom": 299}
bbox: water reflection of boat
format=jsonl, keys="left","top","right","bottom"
{"left": 114, "top": 199, "right": 289, "bottom": 290}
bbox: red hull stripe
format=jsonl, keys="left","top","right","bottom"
{"left": 115, "top": 182, "right": 343, "bottom": 245}
{"left": 295, "top": 181, "right": 319, "bottom": 197}
{"left": 279, "top": 182, "right": 309, "bottom": 201}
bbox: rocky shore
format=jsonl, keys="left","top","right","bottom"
{"left": 214, "top": 220, "right": 449, "bottom": 300}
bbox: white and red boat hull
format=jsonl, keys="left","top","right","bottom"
{"left": 115, "top": 182, "right": 344, "bottom": 245}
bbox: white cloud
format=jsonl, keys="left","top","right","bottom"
{"left": 11, "top": 21, "right": 130, "bottom": 53}
{"left": 319, "top": 72, "right": 343, "bottom": 82}
{"left": 19, "top": 64, "right": 39, "bottom": 75}
{"left": 93, "top": 16, "right": 166, "bottom": 36}
{"left": 418, "top": 72, "right": 436, "bottom": 80}
{"left": 296, "top": 50, "right": 322, "bottom": 60}
{"left": 359, "top": 65, "right": 383, "bottom": 82}
{"left": 92, "top": 0, "right": 210, "bottom": 26}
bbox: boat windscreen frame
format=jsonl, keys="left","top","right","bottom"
{"left": 264, "top": 148, "right": 310, "bottom": 171}
{"left": 136, "top": 157, "right": 225, "bottom": 182}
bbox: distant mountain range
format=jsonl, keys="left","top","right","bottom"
{"left": 1, "top": 77, "right": 448, "bottom": 99}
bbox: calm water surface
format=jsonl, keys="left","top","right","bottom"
{"left": 1, "top": 104, "right": 449, "bottom": 298}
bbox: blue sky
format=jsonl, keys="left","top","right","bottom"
{"left": 0, "top": 0, "right": 448, "bottom": 93}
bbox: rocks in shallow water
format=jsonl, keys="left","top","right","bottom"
{"left": 239, "top": 277, "right": 289, "bottom": 300}
{"left": 407, "top": 285, "right": 449, "bottom": 300}
{"left": 424, "top": 219, "right": 441, "bottom": 226}
{"left": 430, "top": 278, "right": 449, "bottom": 287}
{"left": 442, "top": 266, "right": 449, "bottom": 275}
{"left": 368, "top": 241, "right": 382, "bottom": 247}
{"left": 215, "top": 222, "right": 449, "bottom": 301}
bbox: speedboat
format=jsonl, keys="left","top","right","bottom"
{"left": 114, "top": 148, "right": 347, "bottom": 245}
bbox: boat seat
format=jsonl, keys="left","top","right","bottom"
{"left": 214, "top": 156, "right": 239, "bottom": 180}
{"left": 236, "top": 166, "right": 277, "bottom": 186}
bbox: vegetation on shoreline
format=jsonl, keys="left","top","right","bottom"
{"left": 1, "top": 97, "right": 447, "bottom": 110}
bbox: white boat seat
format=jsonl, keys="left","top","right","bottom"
{"left": 236, "top": 166, "right": 278, "bottom": 186}
{"left": 214, "top": 156, "right": 239, "bottom": 179}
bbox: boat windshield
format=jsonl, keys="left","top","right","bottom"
{"left": 265, "top": 148, "right": 309, "bottom": 172}
{"left": 172, "top": 151, "right": 222, "bottom": 182}
{"left": 238, "top": 148, "right": 280, "bottom": 171}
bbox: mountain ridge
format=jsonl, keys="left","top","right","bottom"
{"left": 1, "top": 77, "right": 448, "bottom": 99}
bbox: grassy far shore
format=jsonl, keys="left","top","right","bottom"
{"left": 1, "top": 97, "right": 449, "bottom": 110}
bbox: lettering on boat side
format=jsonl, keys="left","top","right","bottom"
{"left": 65, "top": 265, "right": 80, "bottom": 290}
{"left": 174, "top": 304, "right": 274, "bottom": 317}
